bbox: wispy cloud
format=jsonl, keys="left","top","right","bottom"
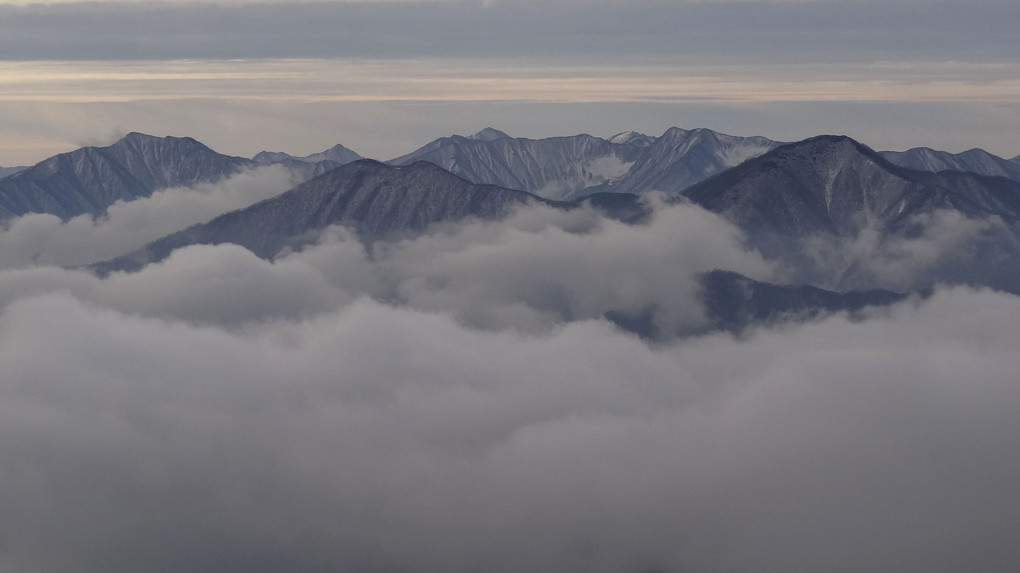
{"left": 4, "top": 59, "right": 1020, "bottom": 105}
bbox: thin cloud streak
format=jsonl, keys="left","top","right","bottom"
{"left": 3, "top": 59, "right": 1020, "bottom": 105}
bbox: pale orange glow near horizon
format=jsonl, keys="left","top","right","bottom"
{"left": 2, "top": 58, "right": 1019, "bottom": 165}
{"left": 2, "top": 59, "right": 1019, "bottom": 105}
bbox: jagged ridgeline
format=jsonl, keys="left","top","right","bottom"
{"left": 5, "top": 127, "right": 1020, "bottom": 332}
{"left": 92, "top": 159, "right": 647, "bottom": 274}
{"left": 0, "top": 133, "right": 363, "bottom": 221}
{"left": 389, "top": 127, "right": 784, "bottom": 200}
{"left": 682, "top": 135, "right": 1020, "bottom": 292}
{"left": 0, "top": 133, "right": 252, "bottom": 220}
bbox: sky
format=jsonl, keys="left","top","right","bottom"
{"left": 0, "top": 0, "right": 1018, "bottom": 164}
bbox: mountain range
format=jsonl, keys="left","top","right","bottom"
{"left": 7, "top": 128, "right": 1017, "bottom": 224}
{"left": 388, "top": 127, "right": 783, "bottom": 200}
{"left": 96, "top": 132, "right": 1020, "bottom": 292}
{"left": 880, "top": 147, "right": 1020, "bottom": 183}
{"left": 253, "top": 143, "right": 362, "bottom": 168}
{"left": 95, "top": 159, "right": 644, "bottom": 274}
{"left": 0, "top": 133, "right": 253, "bottom": 220}
{"left": 592, "top": 127, "right": 782, "bottom": 198}
{"left": 91, "top": 153, "right": 910, "bottom": 337}
{"left": 681, "top": 135, "right": 1020, "bottom": 292}
{"left": 5, "top": 126, "right": 1020, "bottom": 332}
{"left": 684, "top": 136, "right": 1020, "bottom": 238}
{"left": 389, "top": 129, "right": 646, "bottom": 200}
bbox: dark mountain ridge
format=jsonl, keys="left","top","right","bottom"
{"left": 606, "top": 269, "right": 908, "bottom": 339}
{"left": 681, "top": 135, "right": 1020, "bottom": 292}
{"left": 93, "top": 159, "right": 646, "bottom": 274}
{"left": 683, "top": 135, "right": 1020, "bottom": 237}
{"left": 0, "top": 132, "right": 254, "bottom": 221}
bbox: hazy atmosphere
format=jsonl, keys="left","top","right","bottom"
{"left": 1, "top": 1, "right": 1019, "bottom": 572}
{"left": 1, "top": 0, "right": 1019, "bottom": 164}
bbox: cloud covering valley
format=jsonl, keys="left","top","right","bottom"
{"left": 0, "top": 179, "right": 1017, "bottom": 571}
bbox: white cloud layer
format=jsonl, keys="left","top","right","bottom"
{"left": 803, "top": 209, "right": 1019, "bottom": 292}
{"left": 0, "top": 164, "right": 298, "bottom": 269}
{"left": 0, "top": 282, "right": 1018, "bottom": 572}
{"left": 0, "top": 199, "right": 775, "bottom": 333}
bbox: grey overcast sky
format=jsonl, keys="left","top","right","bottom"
{"left": 0, "top": 0, "right": 1018, "bottom": 163}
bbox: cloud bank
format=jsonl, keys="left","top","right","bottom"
{"left": 0, "top": 164, "right": 297, "bottom": 269}
{"left": 0, "top": 282, "right": 1018, "bottom": 572}
{"left": 802, "top": 209, "right": 1020, "bottom": 293}
{"left": 0, "top": 198, "right": 778, "bottom": 335}
{"left": 0, "top": 166, "right": 1018, "bottom": 572}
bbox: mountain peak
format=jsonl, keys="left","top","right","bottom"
{"left": 253, "top": 142, "right": 363, "bottom": 167}
{"left": 607, "top": 131, "right": 656, "bottom": 147}
{"left": 747, "top": 135, "right": 897, "bottom": 177}
{"left": 120, "top": 131, "right": 158, "bottom": 141}
{"left": 681, "top": 132, "right": 966, "bottom": 241}
{"left": 468, "top": 127, "right": 510, "bottom": 142}
{"left": 0, "top": 132, "right": 250, "bottom": 221}
{"left": 659, "top": 127, "right": 692, "bottom": 140}
{"left": 116, "top": 131, "right": 186, "bottom": 144}
{"left": 800, "top": 134, "right": 856, "bottom": 145}
{"left": 779, "top": 134, "right": 873, "bottom": 157}
{"left": 108, "top": 132, "right": 209, "bottom": 153}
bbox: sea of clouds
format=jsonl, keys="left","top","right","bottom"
{"left": 0, "top": 173, "right": 1018, "bottom": 572}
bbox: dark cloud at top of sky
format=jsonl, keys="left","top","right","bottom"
{"left": 0, "top": 0, "right": 1017, "bottom": 64}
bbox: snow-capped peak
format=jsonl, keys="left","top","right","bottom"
{"left": 469, "top": 127, "right": 511, "bottom": 142}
